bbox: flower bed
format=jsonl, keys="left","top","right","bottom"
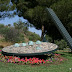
{"left": 0, "top": 49, "right": 64, "bottom": 65}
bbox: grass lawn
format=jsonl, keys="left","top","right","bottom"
{"left": 0, "top": 50, "right": 72, "bottom": 72}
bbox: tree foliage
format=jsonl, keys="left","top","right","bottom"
{"left": 13, "top": 19, "right": 28, "bottom": 35}
{"left": 11, "top": 0, "right": 72, "bottom": 40}
{"left": 0, "top": 0, "right": 16, "bottom": 19}
{"left": 0, "top": 0, "right": 16, "bottom": 11}
{"left": 51, "top": 0, "right": 72, "bottom": 36}
{"left": 0, "top": 0, "right": 72, "bottom": 41}
{"left": 0, "top": 24, "right": 25, "bottom": 43}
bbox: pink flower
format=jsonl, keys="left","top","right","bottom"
{"left": 14, "top": 62, "right": 15, "bottom": 63}
{"left": 21, "top": 59, "right": 25, "bottom": 62}
{"left": 33, "top": 57, "right": 35, "bottom": 59}
{"left": 25, "top": 57, "right": 28, "bottom": 61}
{"left": 32, "top": 62, "right": 34, "bottom": 64}
{"left": 1, "top": 55, "right": 60, "bottom": 65}
{"left": 55, "top": 54, "right": 60, "bottom": 56}
{"left": 46, "top": 60, "right": 49, "bottom": 62}
{"left": 29, "top": 62, "right": 32, "bottom": 64}
{"left": 50, "top": 61, "right": 52, "bottom": 62}
{"left": 39, "top": 61, "right": 42, "bottom": 63}
{"left": 60, "top": 59, "right": 63, "bottom": 61}
{"left": 8, "top": 59, "right": 10, "bottom": 62}
{"left": 35, "top": 58, "right": 38, "bottom": 60}
{"left": 25, "top": 61, "right": 27, "bottom": 63}
{"left": 18, "top": 59, "right": 21, "bottom": 62}
{"left": 34, "top": 60, "right": 38, "bottom": 63}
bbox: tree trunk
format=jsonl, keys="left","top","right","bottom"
{"left": 41, "top": 25, "right": 44, "bottom": 41}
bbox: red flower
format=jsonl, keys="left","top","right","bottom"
{"left": 0, "top": 50, "right": 2, "bottom": 52}
{"left": 55, "top": 54, "right": 60, "bottom": 56}
{"left": 9, "top": 56, "right": 13, "bottom": 59}
{"left": 42, "top": 59, "right": 44, "bottom": 62}
{"left": 34, "top": 60, "right": 38, "bottom": 63}
{"left": 33, "top": 57, "right": 36, "bottom": 60}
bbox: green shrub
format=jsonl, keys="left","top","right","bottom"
{"left": 28, "top": 32, "right": 41, "bottom": 41}
{"left": 0, "top": 26, "right": 9, "bottom": 35}
{"left": 4, "top": 27, "right": 25, "bottom": 43}
{"left": 54, "top": 39, "right": 68, "bottom": 50}
{"left": 17, "top": 33, "right": 25, "bottom": 43}
{"left": 0, "top": 24, "right": 40, "bottom": 43}
{"left": 45, "top": 35, "right": 53, "bottom": 42}
{"left": 0, "top": 24, "right": 4, "bottom": 29}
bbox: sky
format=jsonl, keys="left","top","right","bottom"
{"left": 0, "top": 15, "right": 42, "bottom": 36}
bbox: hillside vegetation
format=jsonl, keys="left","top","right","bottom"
{"left": 0, "top": 24, "right": 40, "bottom": 47}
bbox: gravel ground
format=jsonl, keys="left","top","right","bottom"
{"left": 2, "top": 42, "right": 58, "bottom": 53}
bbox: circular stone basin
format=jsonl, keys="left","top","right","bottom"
{"left": 2, "top": 42, "right": 58, "bottom": 56}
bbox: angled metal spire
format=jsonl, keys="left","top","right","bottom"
{"left": 46, "top": 8, "right": 72, "bottom": 51}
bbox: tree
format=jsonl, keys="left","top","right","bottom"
{"left": 0, "top": 0, "right": 16, "bottom": 19}
{"left": 8, "top": 24, "right": 11, "bottom": 27}
{"left": 11, "top": 0, "right": 72, "bottom": 41}
{"left": 11, "top": 0, "right": 62, "bottom": 40}
{"left": 50, "top": 0, "right": 72, "bottom": 36}
{"left": 0, "top": 0, "right": 10, "bottom": 11}
{"left": 14, "top": 19, "right": 24, "bottom": 30}
{"left": 13, "top": 19, "right": 28, "bottom": 35}
{"left": 0, "top": 24, "right": 4, "bottom": 29}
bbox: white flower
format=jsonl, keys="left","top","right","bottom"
{"left": 69, "top": 68, "right": 72, "bottom": 70}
